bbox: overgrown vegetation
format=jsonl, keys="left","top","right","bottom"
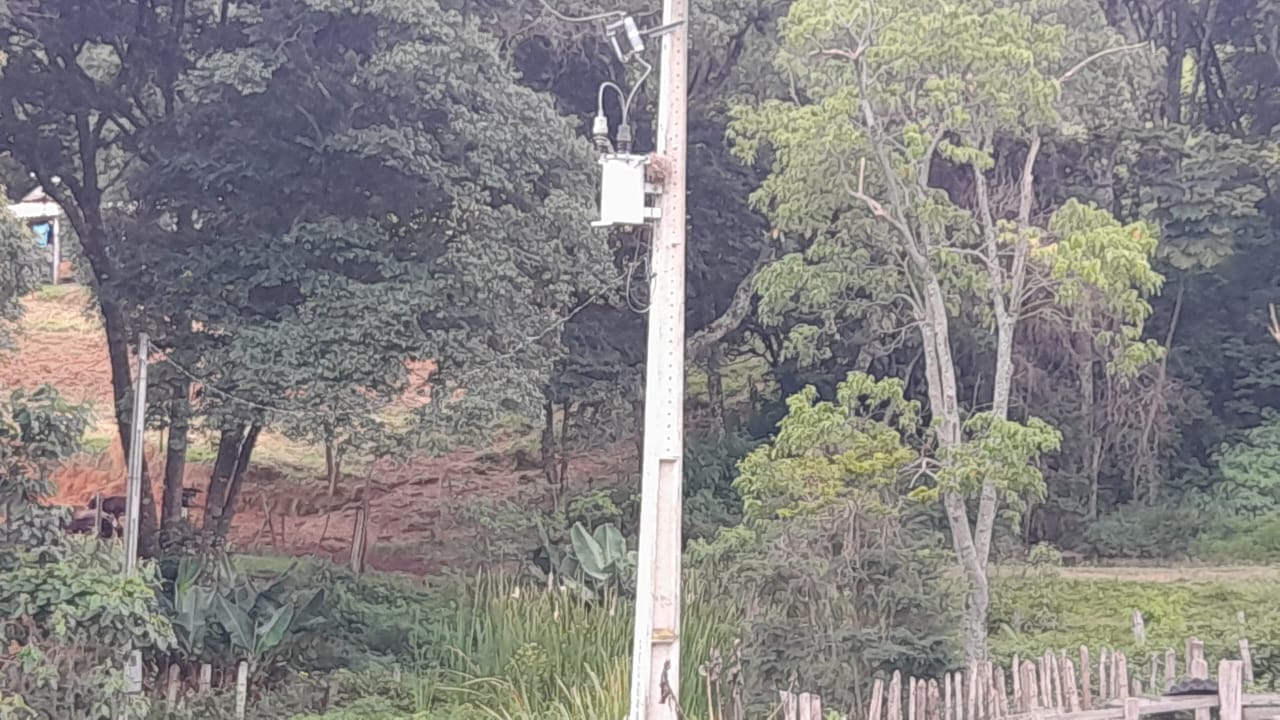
{"left": 1, "top": 0, "right": 1278, "bottom": 716}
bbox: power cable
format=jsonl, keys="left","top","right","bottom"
{"left": 534, "top": 0, "right": 624, "bottom": 24}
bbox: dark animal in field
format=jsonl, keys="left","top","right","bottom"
{"left": 60, "top": 508, "right": 116, "bottom": 539}
{"left": 87, "top": 494, "right": 127, "bottom": 518}
{"left": 181, "top": 488, "right": 201, "bottom": 507}
{"left": 1166, "top": 677, "right": 1218, "bottom": 695}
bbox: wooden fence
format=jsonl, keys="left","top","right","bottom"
{"left": 779, "top": 635, "right": 1279, "bottom": 720}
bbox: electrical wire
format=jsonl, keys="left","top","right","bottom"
{"left": 625, "top": 56, "right": 652, "bottom": 113}
{"left": 534, "top": 0, "right": 623, "bottom": 24}
{"left": 598, "top": 81, "right": 630, "bottom": 126}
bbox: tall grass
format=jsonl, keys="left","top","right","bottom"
{"left": 420, "top": 573, "right": 741, "bottom": 719}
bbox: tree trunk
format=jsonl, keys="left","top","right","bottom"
{"left": 203, "top": 426, "right": 246, "bottom": 531}
{"left": 100, "top": 292, "right": 160, "bottom": 557}
{"left": 973, "top": 313, "right": 1016, "bottom": 565}
{"left": 1074, "top": 329, "right": 1101, "bottom": 519}
{"left": 66, "top": 211, "right": 160, "bottom": 557}
{"left": 918, "top": 273, "right": 989, "bottom": 663}
{"left": 540, "top": 393, "right": 560, "bottom": 488}
{"left": 325, "top": 439, "right": 341, "bottom": 496}
{"left": 212, "top": 425, "right": 261, "bottom": 542}
{"left": 705, "top": 344, "right": 726, "bottom": 438}
{"left": 161, "top": 381, "right": 191, "bottom": 541}
{"left": 202, "top": 425, "right": 262, "bottom": 547}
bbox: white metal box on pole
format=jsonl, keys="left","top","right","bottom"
{"left": 592, "top": 153, "right": 649, "bottom": 227}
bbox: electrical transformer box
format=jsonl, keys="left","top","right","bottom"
{"left": 592, "top": 153, "right": 648, "bottom": 227}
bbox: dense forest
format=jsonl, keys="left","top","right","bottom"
{"left": 0, "top": 0, "right": 1278, "bottom": 717}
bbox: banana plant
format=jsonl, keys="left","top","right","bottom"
{"left": 213, "top": 580, "right": 326, "bottom": 675}
{"left": 570, "top": 522, "right": 636, "bottom": 587}
{"left": 531, "top": 516, "right": 593, "bottom": 600}
{"left": 170, "top": 556, "right": 216, "bottom": 659}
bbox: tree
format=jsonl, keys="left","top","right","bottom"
{"left": 0, "top": 195, "right": 40, "bottom": 350}
{"left": 691, "top": 373, "right": 959, "bottom": 713}
{"left": 0, "top": 386, "right": 89, "bottom": 561}
{"left": 729, "top": 0, "right": 1162, "bottom": 660}
{"left": 1, "top": 0, "right": 612, "bottom": 548}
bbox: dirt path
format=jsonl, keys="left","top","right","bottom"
{"left": 990, "top": 563, "right": 1280, "bottom": 584}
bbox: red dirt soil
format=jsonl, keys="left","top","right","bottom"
{"left": 1, "top": 287, "right": 631, "bottom": 574}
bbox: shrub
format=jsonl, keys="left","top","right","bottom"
{"left": 690, "top": 374, "right": 962, "bottom": 715}
{"left": 1079, "top": 503, "right": 1205, "bottom": 560}
{"left": 682, "top": 428, "right": 756, "bottom": 541}
{"left": 1192, "top": 512, "right": 1280, "bottom": 564}
{"left": 1212, "top": 413, "right": 1280, "bottom": 517}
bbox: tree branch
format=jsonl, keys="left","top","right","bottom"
{"left": 808, "top": 47, "right": 865, "bottom": 63}
{"left": 686, "top": 241, "right": 775, "bottom": 362}
{"left": 1058, "top": 41, "right": 1149, "bottom": 83}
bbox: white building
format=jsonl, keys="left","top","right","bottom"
{"left": 8, "top": 186, "right": 64, "bottom": 284}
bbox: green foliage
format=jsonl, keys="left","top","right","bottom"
{"left": 734, "top": 373, "right": 920, "bottom": 521}
{"left": 1193, "top": 512, "right": 1280, "bottom": 565}
{"left": 158, "top": 554, "right": 330, "bottom": 691}
{"left": 683, "top": 428, "right": 756, "bottom": 542}
{"left": 414, "top": 573, "right": 737, "bottom": 720}
{"left": 0, "top": 540, "right": 174, "bottom": 720}
{"left": 0, "top": 196, "right": 40, "bottom": 350}
{"left": 1211, "top": 413, "right": 1280, "bottom": 518}
{"left": 696, "top": 372, "right": 960, "bottom": 712}
{"left": 989, "top": 573, "right": 1280, "bottom": 688}
{"left": 1044, "top": 199, "right": 1164, "bottom": 375}
{"left": 1080, "top": 504, "right": 1205, "bottom": 560}
{"left": 0, "top": 386, "right": 90, "bottom": 561}
{"left": 933, "top": 414, "right": 1061, "bottom": 504}
{"left": 568, "top": 522, "right": 634, "bottom": 588}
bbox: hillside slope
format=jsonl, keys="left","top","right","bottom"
{"left": 0, "top": 285, "right": 631, "bottom": 572}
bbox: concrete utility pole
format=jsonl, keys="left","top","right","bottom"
{"left": 120, "top": 333, "right": 147, "bottom": 718}
{"left": 123, "top": 333, "right": 147, "bottom": 574}
{"left": 627, "top": 0, "right": 688, "bottom": 713}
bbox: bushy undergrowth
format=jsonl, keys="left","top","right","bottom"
{"left": 249, "top": 568, "right": 738, "bottom": 720}
{"left": 989, "top": 571, "right": 1280, "bottom": 687}
{"left": 1192, "top": 512, "right": 1280, "bottom": 564}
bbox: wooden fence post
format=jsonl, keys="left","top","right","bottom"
{"left": 166, "top": 663, "right": 181, "bottom": 707}
{"left": 1080, "top": 647, "right": 1093, "bottom": 710}
{"left": 1189, "top": 639, "right": 1208, "bottom": 720}
{"left": 349, "top": 506, "right": 368, "bottom": 575}
{"left": 967, "top": 666, "right": 978, "bottom": 720}
{"left": 870, "top": 678, "right": 885, "bottom": 720}
{"left": 780, "top": 691, "right": 796, "bottom": 720}
{"left": 1116, "top": 651, "right": 1130, "bottom": 699}
{"left": 797, "top": 692, "right": 821, "bottom": 720}
{"left": 909, "top": 677, "right": 918, "bottom": 720}
{"left": 889, "top": 671, "right": 903, "bottom": 720}
{"left": 984, "top": 662, "right": 996, "bottom": 719}
{"left": 1099, "top": 648, "right": 1110, "bottom": 701}
{"left": 199, "top": 663, "right": 212, "bottom": 694}
{"left": 1123, "top": 697, "right": 1141, "bottom": 720}
{"left": 929, "top": 679, "right": 941, "bottom": 720}
{"left": 994, "top": 665, "right": 1009, "bottom": 718}
{"left": 1037, "top": 654, "right": 1051, "bottom": 708}
{"left": 1238, "top": 612, "right": 1255, "bottom": 687}
{"left": 1163, "top": 648, "right": 1176, "bottom": 691}
{"left": 1021, "top": 660, "right": 1040, "bottom": 711}
{"left": 1061, "top": 655, "right": 1080, "bottom": 712}
{"left": 92, "top": 492, "right": 103, "bottom": 542}
{"left": 1010, "top": 658, "right": 1021, "bottom": 713}
{"left": 944, "top": 672, "right": 953, "bottom": 720}
{"left": 1132, "top": 610, "right": 1146, "bottom": 646}
{"left": 235, "top": 660, "right": 248, "bottom": 720}
{"left": 1218, "top": 660, "right": 1243, "bottom": 720}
